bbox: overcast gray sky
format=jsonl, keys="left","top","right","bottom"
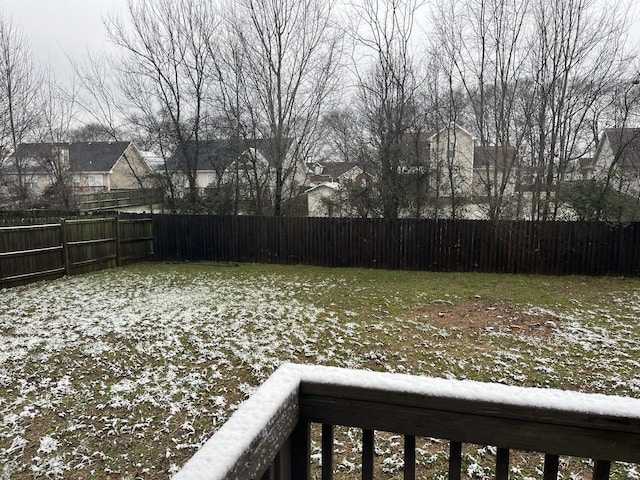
{"left": 2, "top": 0, "right": 640, "bottom": 83}
{"left": 2, "top": 0, "right": 128, "bottom": 80}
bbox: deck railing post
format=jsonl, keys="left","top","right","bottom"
{"left": 543, "top": 454, "right": 560, "bottom": 480}
{"left": 496, "top": 448, "right": 510, "bottom": 480}
{"left": 362, "top": 429, "right": 374, "bottom": 480}
{"left": 290, "top": 420, "right": 310, "bottom": 480}
{"left": 403, "top": 435, "right": 416, "bottom": 480}
{"left": 449, "top": 441, "right": 462, "bottom": 480}
{"left": 272, "top": 437, "right": 291, "bottom": 480}
{"left": 322, "top": 424, "right": 334, "bottom": 480}
{"left": 593, "top": 460, "right": 611, "bottom": 480}
{"left": 273, "top": 446, "right": 286, "bottom": 480}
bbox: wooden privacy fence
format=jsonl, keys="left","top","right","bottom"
{"left": 0, "top": 216, "right": 154, "bottom": 288}
{"left": 153, "top": 215, "right": 640, "bottom": 276}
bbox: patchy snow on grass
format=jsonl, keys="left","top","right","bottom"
{"left": 0, "top": 265, "right": 639, "bottom": 479}
{"left": 0, "top": 266, "right": 373, "bottom": 478}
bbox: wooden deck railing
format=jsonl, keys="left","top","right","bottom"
{"left": 173, "top": 364, "right": 640, "bottom": 480}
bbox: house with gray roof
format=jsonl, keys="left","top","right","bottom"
{"left": 2, "top": 141, "right": 150, "bottom": 199}
{"left": 169, "top": 138, "right": 301, "bottom": 189}
{"left": 166, "top": 137, "right": 306, "bottom": 214}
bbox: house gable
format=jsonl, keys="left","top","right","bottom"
{"left": 109, "top": 144, "right": 151, "bottom": 189}
{"left": 588, "top": 128, "right": 640, "bottom": 197}
{"left": 305, "top": 182, "right": 341, "bottom": 217}
{"left": 590, "top": 129, "right": 640, "bottom": 177}
{"left": 601, "top": 128, "right": 640, "bottom": 169}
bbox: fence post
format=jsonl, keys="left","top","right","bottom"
{"left": 61, "top": 218, "right": 70, "bottom": 275}
{"left": 115, "top": 216, "right": 122, "bottom": 267}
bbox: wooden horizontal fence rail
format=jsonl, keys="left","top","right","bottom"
{"left": 0, "top": 216, "right": 154, "bottom": 288}
{"left": 174, "top": 364, "right": 640, "bottom": 480}
{"left": 153, "top": 215, "right": 640, "bottom": 276}
{"left": 76, "top": 188, "right": 163, "bottom": 212}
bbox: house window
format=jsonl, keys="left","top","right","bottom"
{"left": 88, "top": 175, "right": 103, "bottom": 187}
{"left": 207, "top": 174, "right": 217, "bottom": 186}
{"left": 447, "top": 148, "right": 456, "bottom": 158}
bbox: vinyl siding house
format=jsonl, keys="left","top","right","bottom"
{"left": 304, "top": 162, "right": 373, "bottom": 217}
{"left": 590, "top": 128, "right": 640, "bottom": 196}
{"left": 307, "top": 162, "right": 369, "bottom": 186}
{"left": 2, "top": 141, "right": 150, "bottom": 198}
{"left": 170, "top": 138, "right": 303, "bottom": 189}
{"left": 425, "top": 124, "right": 475, "bottom": 198}
{"left": 305, "top": 182, "right": 341, "bottom": 217}
{"left": 304, "top": 124, "right": 479, "bottom": 217}
{"left": 170, "top": 138, "right": 306, "bottom": 214}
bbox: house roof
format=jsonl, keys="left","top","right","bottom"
{"left": 8, "top": 141, "right": 133, "bottom": 173}
{"left": 473, "top": 146, "right": 517, "bottom": 169}
{"left": 304, "top": 182, "right": 340, "bottom": 195}
{"left": 602, "top": 128, "right": 640, "bottom": 168}
{"left": 321, "top": 162, "right": 363, "bottom": 178}
{"left": 307, "top": 161, "right": 376, "bottom": 179}
{"left": 139, "top": 150, "right": 165, "bottom": 171}
{"left": 171, "top": 138, "right": 294, "bottom": 172}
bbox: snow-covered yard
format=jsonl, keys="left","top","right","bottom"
{"left": 1, "top": 263, "right": 639, "bottom": 479}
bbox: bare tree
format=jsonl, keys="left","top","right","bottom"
{"left": 421, "top": 48, "right": 477, "bottom": 219}
{"left": 35, "top": 67, "right": 78, "bottom": 209}
{"left": 567, "top": 74, "right": 640, "bottom": 223}
{"left": 349, "top": 0, "right": 425, "bottom": 219}
{"left": 73, "top": 52, "right": 167, "bottom": 211}
{"left": 432, "top": 0, "right": 530, "bottom": 221}
{"left": 321, "top": 108, "right": 371, "bottom": 164}
{"left": 523, "top": 0, "right": 633, "bottom": 220}
{"left": 71, "top": 52, "right": 125, "bottom": 141}
{"left": 209, "top": 22, "right": 273, "bottom": 214}
{"left": 103, "top": 0, "right": 220, "bottom": 212}
{"left": 0, "top": 11, "right": 42, "bottom": 205}
{"left": 429, "top": 0, "right": 636, "bottom": 221}
{"left": 223, "top": 0, "right": 343, "bottom": 216}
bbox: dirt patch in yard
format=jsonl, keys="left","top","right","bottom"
{"left": 409, "top": 301, "right": 562, "bottom": 337}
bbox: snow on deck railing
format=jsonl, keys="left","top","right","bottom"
{"left": 173, "top": 363, "right": 640, "bottom": 480}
